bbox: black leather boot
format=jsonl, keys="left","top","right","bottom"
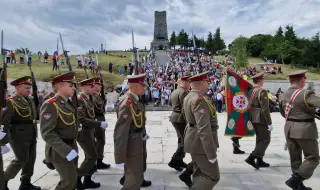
{"left": 285, "top": 174, "right": 303, "bottom": 190}
{"left": 97, "top": 159, "right": 111, "bottom": 169}
{"left": 179, "top": 168, "right": 193, "bottom": 187}
{"left": 300, "top": 182, "right": 312, "bottom": 190}
{"left": 233, "top": 147, "right": 245, "bottom": 154}
{"left": 119, "top": 176, "right": 152, "bottom": 187}
{"left": 43, "top": 159, "right": 55, "bottom": 170}
{"left": 256, "top": 158, "right": 270, "bottom": 167}
{"left": 18, "top": 180, "right": 41, "bottom": 190}
{"left": 119, "top": 176, "right": 125, "bottom": 185}
{"left": 83, "top": 175, "right": 100, "bottom": 189}
{"left": 168, "top": 158, "right": 185, "bottom": 171}
{"left": 76, "top": 177, "right": 85, "bottom": 190}
{"left": 245, "top": 155, "right": 259, "bottom": 169}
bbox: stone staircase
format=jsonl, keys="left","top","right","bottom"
{"left": 154, "top": 50, "right": 169, "bottom": 66}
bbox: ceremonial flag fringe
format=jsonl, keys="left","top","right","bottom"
{"left": 224, "top": 69, "right": 255, "bottom": 137}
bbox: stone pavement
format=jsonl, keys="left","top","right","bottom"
{"left": 3, "top": 112, "right": 320, "bottom": 190}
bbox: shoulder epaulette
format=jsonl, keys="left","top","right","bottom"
{"left": 48, "top": 97, "right": 57, "bottom": 104}
{"left": 199, "top": 94, "right": 204, "bottom": 99}
{"left": 126, "top": 98, "right": 132, "bottom": 105}
{"left": 79, "top": 96, "right": 84, "bottom": 101}
{"left": 6, "top": 97, "right": 12, "bottom": 100}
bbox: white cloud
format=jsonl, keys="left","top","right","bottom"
{"left": 0, "top": 0, "right": 319, "bottom": 54}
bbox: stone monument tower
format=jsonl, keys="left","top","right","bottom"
{"left": 150, "top": 11, "right": 169, "bottom": 51}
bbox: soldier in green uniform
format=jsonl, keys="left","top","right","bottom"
{"left": 168, "top": 76, "right": 189, "bottom": 171}
{"left": 40, "top": 72, "right": 81, "bottom": 190}
{"left": 77, "top": 77, "right": 108, "bottom": 189}
{"left": 114, "top": 73, "right": 152, "bottom": 190}
{"left": 245, "top": 72, "right": 273, "bottom": 169}
{"left": 92, "top": 77, "right": 110, "bottom": 169}
{"left": 0, "top": 76, "right": 41, "bottom": 190}
{"left": 231, "top": 137, "right": 245, "bottom": 154}
{"left": 183, "top": 71, "right": 220, "bottom": 190}
{"left": 279, "top": 70, "right": 319, "bottom": 190}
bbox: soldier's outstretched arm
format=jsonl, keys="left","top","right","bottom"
{"left": 305, "top": 90, "right": 320, "bottom": 107}
{"left": 40, "top": 102, "right": 73, "bottom": 158}
{"left": 0, "top": 100, "right": 13, "bottom": 146}
{"left": 114, "top": 103, "right": 132, "bottom": 164}
{"left": 193, "top": 98, "right": 217, "bottom": 160}
{"left": 260, "top": 90, "right": 272, "bottom": 125}
{"left": 78, "top": 98, "right": 101, "bottom": 128}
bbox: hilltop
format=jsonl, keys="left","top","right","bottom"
{"left": 4, "top": 51, "right": 147, "bottom": 88}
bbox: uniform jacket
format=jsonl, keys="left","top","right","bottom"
{"left": 78, "top": 93, "right": 101, "bottom": 129}
{"left": 93, "top": 93, "right": 105, "bottom": 121}
{"left": 169, "top": 86, "right": 188, "bottom": 123}
{"left": 114, "top": 92, "right": 146, "bottom": 164}
{"left": 248, "top": 86, "right": 272, "bottom": 125}
{"left": 40, "top": 95, "right": 80, "bottom": 162}
{"left": 183, "top": 89, "right": 218, "bottom": 160}
{"left": 279, "top": 86, "right": 320, "bottom": 139}
{"left": 0, "top": 94, "right": 37, "bottom": 146}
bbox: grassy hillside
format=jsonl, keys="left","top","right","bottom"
{"left": 4, "top": 51, "right": 147, "bottom": 87}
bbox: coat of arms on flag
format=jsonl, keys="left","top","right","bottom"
{"left": 224, "top": 69, "right": 255, "bottom": 137}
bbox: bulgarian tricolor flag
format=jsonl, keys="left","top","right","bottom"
{"left": 224, "top": 69, "right": 255, "bottom": 137}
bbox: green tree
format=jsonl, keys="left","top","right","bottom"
{"left": 275, "top": 26, "right": 284, "bottom": 41}
{"left": 284, "top": 25, "right": 297, "bottom": 45}
{"left": 169, "top": 31, "right": 177, "bottom": 50}
{"left": 230, "top": 36, "right": 249, "bottom": 69}
{"left": 278, "top": 40, "right": 300, "bottom": 66}
{"left": 206, "top": 32, "right": 214, "bottom": 53}
{"left": 212, "top": 27, "right": 226, "bottom": 54}
{"left": 247, "top": 34, "right": 273, "bottom": 57}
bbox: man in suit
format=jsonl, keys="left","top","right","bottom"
{"left": 279, "top": 70, "right": 319, "bottom": 190}
{"left": 245, "top": 72, "right": 273, "bottom": 169}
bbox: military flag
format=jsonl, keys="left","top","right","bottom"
{"left": 224, "top": 69, "right": 255, "bottom": 137}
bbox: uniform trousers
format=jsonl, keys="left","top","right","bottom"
{"left": 4, "top": 139, "right": 37, "bottom": 182}
{"left": 286, "top": 137, "right": 319, "bottom": 179}
{"left": 251, "top": 124, "right": 270, "bottom": 158}
{"left": 95, "top": 115, "right": 106, "bottom": 160}
{"left": 77, "top": 128, "right": 98, "bottom": 176}
{"left": 52, "top": 143, "right": 78, "bottom": 190}
{"left": 190, "top": 154, "right": 220, "bottom": 190}
{"left": 171, "top": 122, "right": 187, "bottom": 160}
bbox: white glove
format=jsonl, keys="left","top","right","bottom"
{"left": 66, "top": 149, "right": 78, "bottom": 161}
{"left": 143, "top": 134, "right": 150, "bottom": 141}
{"left": 209, "top": 158, "right": 217, "bottom": 164}
{"left": 0, "top": 131, "right": 6, "bottom": 140}
{"left": 116, "top": 163, "right": 124, "bottom": 169}
{"left": 100, "top": 121, "right": 108, "bottom": 129}
{"left": 316, "top": 108, "right": 320, "bottom": 113}
{"left": 0, "top": 125, "right": 3, "bottom": 131}
{"left": 1, "top": 145, "right": 10, "bottom": 154}
{"left": 36, "top": 120, "right": 40, "bottom": 124}
{"left": 268, "top": 125, "right": 273, "bottom": 132}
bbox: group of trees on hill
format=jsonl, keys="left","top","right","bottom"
{"left": 169, "top": 25, "right": 320, "bottom": 70}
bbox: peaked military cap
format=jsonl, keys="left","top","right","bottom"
{"left": 52, "top": 72, "right": 76, "bottom": 84}
{"left": 188, "top": 71, "right": 210, "bottom": 82}
{"left": 92, "top": 77, "right": 101, "bottom": 85}
{"left": 79, "top": 77, "right": 96, "bottom": 86}
{"left": 251, "top": 72, "right": 264, "bottom": 80}
{"left": 10, "top": 76, "right": 32, "bottom": 86}
{"left": 288, "top": 70, "right": 307, "bottom": 78}
{"left": 126, "top": 73, "right": 147, "bottom": 86}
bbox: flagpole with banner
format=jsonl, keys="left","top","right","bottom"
{"left": 224, "top": 69, "right": 255, "bottom": 137}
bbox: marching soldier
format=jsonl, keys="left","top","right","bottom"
{"left": 92, "top": 77, "right": 110, "bottom": 169}
{"left": 40, "top": 72, "right": 81, "bottom": 190}
{"left": 231, "top": 137, "right": 245, "bottom": 154}
{"left": 168, "top": 76, "right": 189, "bottom": 171}
{"left": 183, "top": 71, "right": 220, "bottom": 189}
{"left": 77, "top": 77, "right": 108, "bottom": 189}
{"left": 245, "top": 72, "right": 272, "bottom": 169}
{"left": 279, "top": 70, "right": 319, "bottom": 190}
{"left": 114, "top": 73, "right": 152, "bottom": 190}
{"left": 0, "top": 76, "right": 41, "bottom": 190}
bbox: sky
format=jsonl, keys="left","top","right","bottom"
{"left": 0, "top": 0, "right": 319, "bottom": 54}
